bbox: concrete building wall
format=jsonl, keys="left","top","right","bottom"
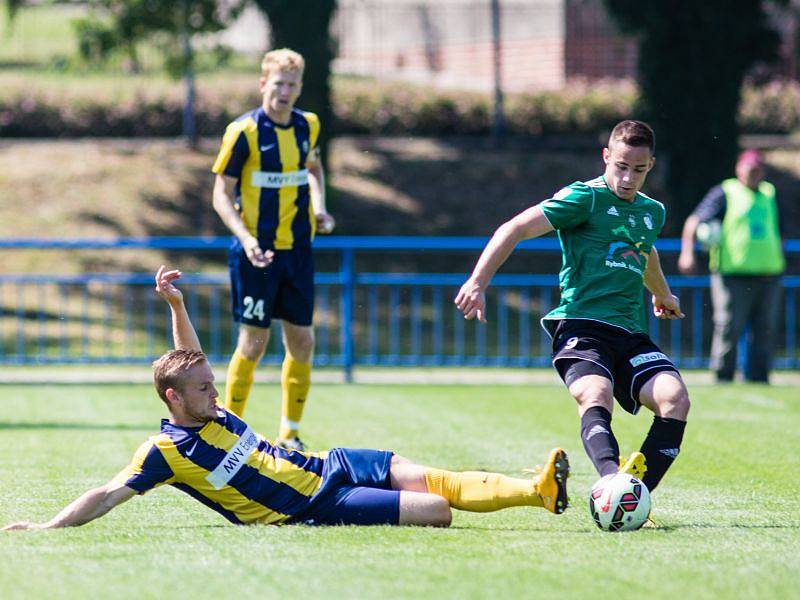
{"left": 217, "top": 1, "right": 635, "bottom": 91}
{"left": 333, "top": 0, "right": 566, "bottom": 91}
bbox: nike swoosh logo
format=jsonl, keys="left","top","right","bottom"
{"left": 260, "top": 143, "right": 276, "bottom": 152}
{"left": 186, "top": 440, "right": 199, "bottom": 457}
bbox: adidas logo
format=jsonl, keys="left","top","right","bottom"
{"left": 607, "top": 206, "right": 619, "bottom": 216}
{"left": 660, "top": 448, "right": 680, "bottom": 458}
{"left": 585, "top": 424, "right": 609, "bottom": 440}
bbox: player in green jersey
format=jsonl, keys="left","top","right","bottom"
{"left": 456, "top": 121, "right": 690, "bottom": 496}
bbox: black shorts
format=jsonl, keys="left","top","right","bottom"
{"left": 550, "top": 319, "right": 679, "bottom": 415}
{"left": 228, "top": 241, "right": 314, "bottom": 329}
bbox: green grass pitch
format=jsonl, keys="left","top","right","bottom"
{"left": 1, "top": 381, "right": 798, "bottom": 599}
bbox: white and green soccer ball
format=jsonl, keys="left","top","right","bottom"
{"left": 696, "top": 219, "right": 721, "bottom": 250}
{"left": 588, "top": 473, "right": 651, "bottom": 532}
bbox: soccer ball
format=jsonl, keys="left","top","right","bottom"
{"left": 695, "top": 219, "right": 721, "bottom": 249}
{"left": 588, "top": 473, "right": 651, "bottom": 532}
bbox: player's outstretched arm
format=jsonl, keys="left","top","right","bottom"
{"left": 644, "top": 247, "right": 684, "bottom": 320}
{"left": 455, "top": 205, "right": 554, "bottom": 322}
{"left": 154, "top": 265, "right": 203, "bottom": 352}
{"left": 2, "top": 482, "right": 136, "bottom": 531}
{"left": 212, "top": 174, "right": 273, "bottom": 268}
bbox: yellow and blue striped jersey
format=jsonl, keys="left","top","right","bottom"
{"left": 111, "top": 409, "right": 328, "bottom": 525}
{"left": 211, "top": 107, "right": 321, "bottom": 250}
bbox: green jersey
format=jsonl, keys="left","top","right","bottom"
{"left": 540, "top": 176, "right": 667, "bottom": 336}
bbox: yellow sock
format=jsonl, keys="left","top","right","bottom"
{"left": 224, "top": 350, "right": 258, "bottom": 416}
{"left": 423, "top": 469, "right": 544, "bottom": 512}
{"left": 278, "top": 357, "right": 311, "bottom": 439}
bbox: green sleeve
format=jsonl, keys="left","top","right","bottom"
{"left": 657, "top": 203, "right": 667, "bottom": 234}
{"left": 540, "top": 183, "right": 594, "bottom": 230}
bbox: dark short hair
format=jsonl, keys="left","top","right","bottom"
{"left": 152, "top": 349, "right": 208, "bottom": 404}
{"left": 609, "top": 120, "right": 655, "bottom": 154}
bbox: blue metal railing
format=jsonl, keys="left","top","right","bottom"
{"left": 1, "top": 237, "right": 799, "bottom": 379}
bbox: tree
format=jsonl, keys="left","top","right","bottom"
{"left": 3, "top": 0, "right": 24, "bottom": 21}
{"left": 73, "top": 0, "right": 244, "bottom": 145}
{"left": 252, "top": 0, "right": 337, "bottom": 164}
{"left": 604, "top": 0, "right": 786, "bottom": 230}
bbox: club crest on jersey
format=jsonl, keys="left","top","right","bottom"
{"left": 643, "top": 213, "right": 653, "bottom": 230}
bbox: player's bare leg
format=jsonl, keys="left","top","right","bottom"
{"left": 636, "top": 371, "right": 690, "bottom": 491}
{"left": 277, "top": 322, "right": 315, "bottom": 449}
{"left": 398, "top": 492, "right": 453, "bottom": 526}
{"left": 568, "top": 374, "right": 621, "bottom": 478}
{"left": 225, "top": 324, "right": 269, "bottom": 416}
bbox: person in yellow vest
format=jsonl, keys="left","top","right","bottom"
{"left": 678, "top": 149, "right": 785, "bottom": 383}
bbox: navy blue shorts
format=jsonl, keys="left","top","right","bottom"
{"left": 293, "top": 448, "right": 400, "bottom": 526}
{"left": 551, "top": 319, "right": 679, "bottom": 415}
{"left": 228, "top": 240, "right": 314, "bottom": 328}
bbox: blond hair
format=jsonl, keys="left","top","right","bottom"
{"left": 152, "top": 349, "right": 208, "bottom": 404}
{"left": 261, "top": 48, "right": 305, "bottom": 79}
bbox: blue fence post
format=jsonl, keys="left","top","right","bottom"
{"left": 340, "top": 248, "right": 356, "bottom": 383}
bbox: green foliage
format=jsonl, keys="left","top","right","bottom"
{"left": 739, "top": 79, "right": 800, "bottom": 133}
{"left": 72, "top": 17, "right": 118, "bottom": 65}
{"left": 3, "top": 76, "right": 799, "bottom": 138}
{"left": 71, "top": 1, "right": 244, "bottom": 75}
{"left": 2, "top": 0, "right": 25, "bottom": 23}
{"left": 604, "top": 0, "right": 787, "bottom": 224}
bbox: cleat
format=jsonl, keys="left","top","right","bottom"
{"left": 527, "top": 448, "right": 570, "bottom": 515}
{"left": 641, "top": 516, "right": 661, "bottom": 529}
{"left": 275, "top": 436, "right": 307, "bottom": 452}
{"left": 618, "top": 452, "right": 647, "bottom": 480}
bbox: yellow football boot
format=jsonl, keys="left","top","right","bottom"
{"left": 530, "top": 448, "right": 571, "bottom": 515}
{"left": 618, "top": 452, "right": 647, "bottom": 480}
{"left": 641, "top": 516, "right": 661, "bottom": 529}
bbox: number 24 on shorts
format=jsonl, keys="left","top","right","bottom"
{"left": 243, "top": 296, "right": 266, "bottom": 321}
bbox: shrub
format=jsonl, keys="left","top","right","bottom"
{"left": 739, "top": 79, "right": 800, "bottom": 134}
{"left": 1, "top": 76, "right": 797, "bottom": 137}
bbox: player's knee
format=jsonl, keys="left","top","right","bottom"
{"left": 284, "top": 329, "right": 315, "bottom": 362}
{"left": 657, "top": 385, "right": 691, "bottom": 420}
{"left": 671, "top": 388, "right": 691, "bottom": 419}
{"left": 391, "top": 454, "right": 413, "bottom": 466}
{"left": 569, "top": 376, "right": 613, "bottom": 411}
{"left": 427, "top": 497, "right": 452, "bottom": 527}
{"left": 238, "top": 327, "right": 268, "bottom": 360}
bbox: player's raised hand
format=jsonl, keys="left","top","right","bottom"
{"left": 652, "top": 293, "right": 684, "bottom": 320}
{"left": 155, "top": 265, "right": 184, "bottom": 306}
{"left": 455, "top": 278, "right": 487, "bottom": 322}
{"left": 316, "top": 212, "right": 336, "bottom": 234}
{"left": 242, "top": 236, "right": 273, "bottom": 268}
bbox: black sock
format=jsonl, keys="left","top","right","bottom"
{"left": 639, "top": 417, "right": 687, "bottom": 491}
{"left": 580, "top": 406, "right": 620, "bottom": 477}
